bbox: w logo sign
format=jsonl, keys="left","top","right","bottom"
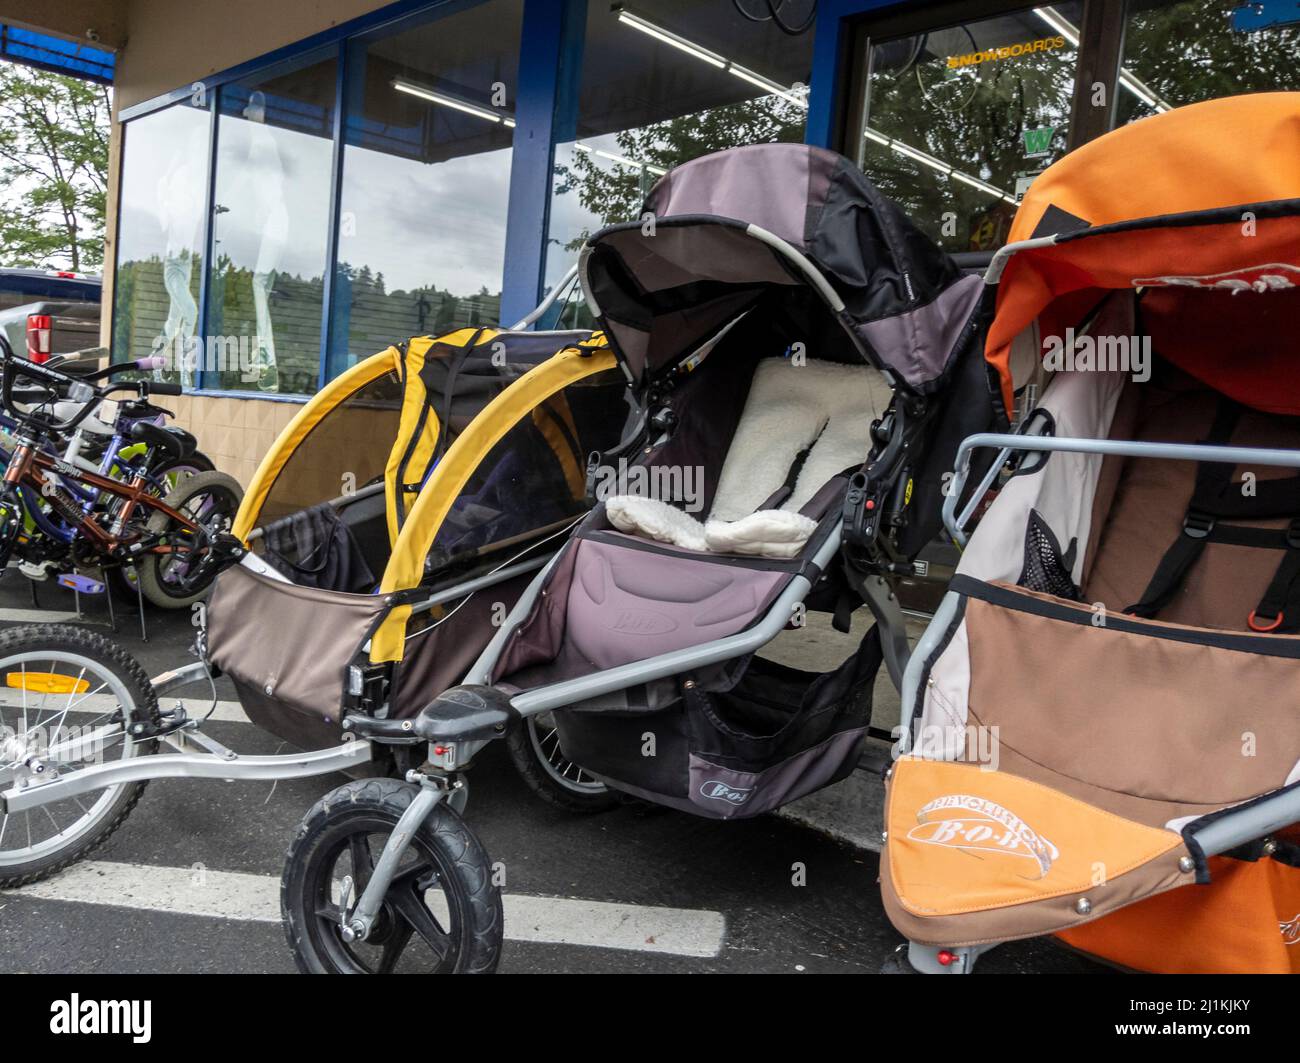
{"left": 1023, "top": 126, "right": 1055, "bottom": 158}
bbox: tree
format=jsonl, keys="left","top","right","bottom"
{"left": 0, "top": 63, "right": 111, "bottom": 270}
{"left": 554, "top": 93, "right": 806, "bottom": 250}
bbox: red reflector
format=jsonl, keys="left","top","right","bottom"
{"left": 864, "top": 499, "right": 875, "bottom": 510}
{"left": 433, "top": 746, "right": 449, "bottom": 756}
{"left": 936, "top": 949, "right": 956, "bottom": 966}
{"left": 26, "top": 314, "right": 52, "bottom": 362}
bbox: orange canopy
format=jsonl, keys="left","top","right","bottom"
{"left": 986, "top": 92, "right": 1300, "bottom": 417}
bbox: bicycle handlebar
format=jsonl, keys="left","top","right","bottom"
{"left": 0, "top": 336, "right": 185, "bottom": 435}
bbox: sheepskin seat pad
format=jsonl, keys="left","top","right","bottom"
{"left": 607, "top": 358, "right": 875, "bottom": 557}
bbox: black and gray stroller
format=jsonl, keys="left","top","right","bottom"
{"left": 280, "top": 142, "right": 998, "bottom": 973}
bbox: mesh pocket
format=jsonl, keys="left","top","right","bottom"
{"left": 1019, "top": 509, "right": 1081, "bottom": 600}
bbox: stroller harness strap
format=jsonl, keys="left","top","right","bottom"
{"left": 1126, "top": 400, "right": 1300, "bottom": 632}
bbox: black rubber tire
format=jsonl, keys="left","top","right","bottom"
{"left": 0, "top": 625, "right": 159, "bottom": 887}
{"left": 505, "top": 716, "right": 619, "bottom": 814}
{"left": 137, "top": 469, "right": 243, "bottom": 609}
{"left": 105, "top": 454, "right": 217, "bottom": 605}
{"left": 282, "top": 778, "right": 503, "bottom": 974}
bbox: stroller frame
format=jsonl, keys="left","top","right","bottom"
{"left": 0, "top": 551, "right": 542, "bottom": 816}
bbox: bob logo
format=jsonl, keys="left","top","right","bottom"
{"left": 612, "top": 609, "right": 675, "bottom": 635}
{"left": 699, "top": 780, "right": 751, "bottom": 805}
{"left": 908, "top": 794, "right": 1059, "bottom": 879}
{"left": 1282, "top": 913, "right": 1300, "bottom": 946}
{"left": 1133, "top": 263, "right": 1300, "bottom": 294}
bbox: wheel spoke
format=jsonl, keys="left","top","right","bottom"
{"left": 348, "top": 835, "right": 375, "bottom": 891}
{"left": 376, "top": 924, "right": 415, "bottom": 974}
{"left": 386, "top": 863, "right": 453, "bottom": 966}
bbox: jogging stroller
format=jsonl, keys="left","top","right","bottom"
{"left": 273, "top": 142, "right": 998, "bottom": 973}
{"left": 883, "top": 92, "right": 1300, "bottom": 974}
{"left": 203, "top": 324, "right": 630, "bottom": 770}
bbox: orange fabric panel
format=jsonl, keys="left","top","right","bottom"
{"left": 887, "top": 757, "right": 1181, "bottom": 917}
{"left": 985, "top": 93, "right": 1300, "bottom": 417}
{"left": 987, "top": 214, "right": 1300, "bottom": 416}
{"left": 1009, "top": 93, "right": 1300, "bottom": 243}
{"left": 1058, "top": 850, "right": 1300, "bottom": 974}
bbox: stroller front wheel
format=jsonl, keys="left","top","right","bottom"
{"left": 281, "top": 777, "right": 502, "bottom": 974}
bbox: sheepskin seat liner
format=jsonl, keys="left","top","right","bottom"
{"left": 607, "top": 358, "right": 875, "bottom": 557}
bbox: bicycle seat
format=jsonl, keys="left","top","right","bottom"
{"left": 129, "top": 420, "right": 184, "bottom": 461}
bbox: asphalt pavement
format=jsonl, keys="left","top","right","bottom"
{"left": 0, "top": 573, "right": 1103, "bottom": 974}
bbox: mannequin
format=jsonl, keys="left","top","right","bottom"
{"left": 241, "top": 90, "right": 289, "bottom": 391}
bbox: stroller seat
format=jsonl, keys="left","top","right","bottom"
{"left": 605, "top": 358, "right": 877, "bottom": 558}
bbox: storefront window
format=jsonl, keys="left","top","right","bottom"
{"left": 853, "top": 4, "right": 1084, "bottom": 253}
{"left": 1117, "top": 0, "right": 1300, "bottom": 125}
{"left": 112, "top": 100, "right": 210, "bottom": 375}
{"left": 205, "top": 51, "right": 337, "bottom": 395}
{"left": 328, "top": 1, "right": 521, "bottom": 376}
{"left": 544, "top": 1, "right": 815, "bottom": 299}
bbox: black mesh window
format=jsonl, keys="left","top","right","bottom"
{"left": 1018, "top": 509, "right": 1081, "bottom": 600}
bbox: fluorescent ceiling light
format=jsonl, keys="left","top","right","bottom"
{"left": 728, "top": 64, "right": 808, "bottom": 109}
{"left": 618, "top": 9, "right": 726, "bottom": 68}
{"left": 575, "top": 141, "right": 667, "bottom": 176}
{"left": 393, "top": 77, "right": 516, "bottom": 126}
{"left": 1034, "top": 6, "right": 1172, "bottom": 111}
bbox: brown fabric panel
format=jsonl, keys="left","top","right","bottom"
{"left": 389, "top": 572, "right": 534, "bottom": 718}
{"left": 964, "top": 590, "right": 1300, "bottom": 814}
{"left": 1080, "top": 376, "right": 1142, "bottom": 584}
{"left": 206, "top": 564, "right": 389, "bottom": 724}
{"left": 880, "top": 839, "right": 1189, "bottom": 949}
{"left": 1082, "top": 368, "right": 1300, "bottom": 628}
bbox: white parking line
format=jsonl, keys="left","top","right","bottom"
{"left": 8, "top": 859, "right": 727, "bottom": 958}
{"left": 0, "top": 692, "right": 248, "bottom": 723}
{"left": 0, "top": 607, "right": 84, "bottom": 624}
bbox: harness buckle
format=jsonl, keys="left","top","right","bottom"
{"left": 1182, "top": 511, "right": 1215, "bottom": 540}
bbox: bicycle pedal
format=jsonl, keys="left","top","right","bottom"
{"left": 56, "top": 572, "right": 106, "bottom": 595}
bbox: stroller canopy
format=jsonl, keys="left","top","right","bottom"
{"left": 579, "top": 142, "right": 983, "bottom": 394}
{"left": 986, "top": 92, "right": 1300, "bottom": 418}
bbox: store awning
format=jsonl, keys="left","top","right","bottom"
{"left": 1, "top": 24, "right": 114, "bottom": 83}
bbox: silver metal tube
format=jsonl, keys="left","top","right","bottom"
{"left": 898, "top": 591, "right": 961, "bottom": 735}
{"left": 510, "top": 263, "right": 578, "bottom": 330}
{"left": 349, "top": 781, "right": 444, "bottom": 935}
{"left": 509, "top": 527, "right": 842, "bottom": 717}
{"left": 1191, "top": 787, "right": 1300, "bottom": 859}
{"left": 150, "top": 661, "right": 211, "bottom": 697}
{"left": 1, "top": 740, "right": 373, "bottom": 813}
{"left": 944, "top": 433, "right": 1300, "bottom": 546}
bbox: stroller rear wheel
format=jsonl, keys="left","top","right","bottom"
{"left": 281, "top": 778, "right": 502, "bottom": 974}
{"left": 506, "top": 711, "right": 618, "bottom": 813}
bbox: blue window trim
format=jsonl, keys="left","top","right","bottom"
{"left": 499, "top": 0, "right": 586, "bottom": 326}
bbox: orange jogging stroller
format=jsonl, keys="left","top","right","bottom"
{"left": 882, "top": 92, "right": 1300, "bottom": 974}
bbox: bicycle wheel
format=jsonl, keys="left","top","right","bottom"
{"left": 105, "top": 454, "right": 216, "bottom": 604}
{"left": 137, "top": 470, "right": 243, "bottom": 609}
{"left": 0, "top": 625, "right": 159, "bottom": 886}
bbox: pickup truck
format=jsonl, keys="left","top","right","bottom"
{"left": 0, "top": 268, "right": 102, "bottom": 373}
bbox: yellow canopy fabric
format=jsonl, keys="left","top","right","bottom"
{"left": 370, "top": 343, "right": 617, "bottom": 662}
